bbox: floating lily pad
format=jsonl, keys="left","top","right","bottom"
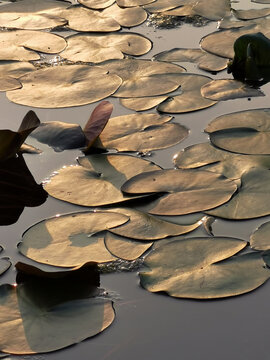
{"left": 121, "top": 168, "right": 237, "bottom": 215}
{"left": 63, "top": 6, "right": 120, "bottom": 32}
{"left": 205, "top": 109, "right": 270, "bottom": 155}
{"left": 105, "top": 232, "right": 153, "bottom": 260}
{"left": 0, "top": 77, "right": 21, "bottom": 91}
{"left": 98, "top": 58, "right": 186, "bottom": 98}
{"left": 118, "top": 0, "right": 155, "bottom": 6}
{"left": 157, "top": 73, "right": 217, "bottom": 113}
{"left": 250, "top": 221, "right": 270, "bottom": 250}
{"left": 0, "top": 0, "right": 70, "bottom": 30}
{"left": 139, "top": 236, "right": 269, "bottom": 299}
{"left": 207, "top": 168, "right": 270, "bottom": 219}
{"left": 18, "top": 211, "right": 129, "bottom": 267}
{"left": 61, "top": 33, "right": 152, "bottom": 63}
{"left": 0, "top": 61, "right": 35, "bottom": 79}
{"left": 7, "top": 65, "right": 122, "bottom": 108}
{"left": 201, "top": 79, "right": 264, "bottom": 101}
{"left": 233, "top": 8, "right": 270, "bottom": 20}
{"left": 104, "top": 207, "right": 201, "bottom": 240}
{"left": 173, "top": 142, "right": 270, "bottom": 180}
{"left": 153, "top": 48, "right": 228, "bottom": 72}
{"left": 0, "top": 281, "right": 114, "bottom": 354}
{"left": 120, "top": 96, "right": 168, "bottom": 111}
{"left": 0, "top": 30, "right": 66, "bottom": 61}
{"left": 94, "top": 113, "right": 188, "bottom": 152}
{"left": 45, "top": 154, "right": 161, "bottom": 207}
{"left": 78, "top": 0, "right": 115, "bottom": 9}
{"left": 102, "top": 3, "right": 147, "bottom": 27}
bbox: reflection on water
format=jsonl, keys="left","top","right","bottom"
{"left": 0, "top": 154, "right": 47, "bottom": 225}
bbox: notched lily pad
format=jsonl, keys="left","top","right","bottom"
{"left": 121, "top": 168, "right": 237, "bottom": 215}
{"left": 44, "top": 154, "right": 162, "bottom": 207}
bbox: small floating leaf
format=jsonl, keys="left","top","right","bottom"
{"left": 102, "top": 3, "right": 148, "bottom": 27}
{"left": 250, "top": 221, "right": 270, "bottom": 250}
{"left": 120, "top": 96, "right": 168, "bottom": 111}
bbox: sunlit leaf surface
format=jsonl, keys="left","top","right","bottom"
{"left": 45, "top": 154, "right": 161, "bottom": 207}
{"left": 153, "top": 48, "right": 228, "bottom": 72}
{"left": 104, "top": 207, "right": 201, "bottom": 240}
{"left": 250, "top": 221, "right": 270, "bottom": 250}
{"left": 78, "top": 0, "right": 115, "bottom": 9}
{"left": 0, "top": 30, "right": 66, "bottom": 61}
{"left": 61, "top": 33, "right": 152, "bottom": 63}
{"left": 139, "top": 236, "right": 270, "bottom": 299}
{"left": 7, "top": 65, "right": 122, "bottom": 108}
{"left": 102, "top": 3, "right": 147, "bottom": 27}
{"left": 205, "top": 109, "right": 270, "bottom": 154}
{"left": 95, "top": 113, "right": 188, "bottom": 152}
{"left": 201, "top": 79, "right": 264, "bottom": 101}
{"left": 105, "top": 232, "right": 153, "bottom": 260}
{"left": 0, "top": 282, "right": 115, "bottom": 354}
{"left": 122, "top": 168, "right": 237, "bottom": 215}
{"left": 233, "top": 8, "right": 270, "bottom": 20}
{"left": 120, "top": 96, "right": 168, "bottom": 111}
{"left": 18, "top": 211, "right": 129, "bottom": 266}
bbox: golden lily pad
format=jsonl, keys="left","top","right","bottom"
{"left": 0, "top": 282, "right": 115, "bottom": 354}
{"left": 0, "top": 61, "right": 35, "bottom": 78}
{"left": 45, "top": 154, "right": 161, "bottom": 207}
{"left": 0, "top": 30, "right": 66, "bottom": 61}
{"left": 120, "top": 96, "right": 168, "bottom": 111}
{"left": 18, "top": 211, "right": 129, "bottom": 267}
{"left": 207, "top": 168, "right": 270, "bottom": 219}
{"left": 94, "top": 113, "right": 188, "bottom": 152}
{"left": 61, "top": 33, "right": 152, "bottom": 63}
{"left": 121, "top": 168, "right": 237, "bottom": 215}
{"left": 118, "top": 0, "right": 155, "bottom": 6}
{"left": 105, "top": 207, "right": 202, "bottom": 240}
{"left": 62, "top": 6, "right": 120, "bottom": 32}
{"left": 201, "top": 79, "right": 264, "bottom": 101}
{"left": 0, "top": 77, "right": 21, "bottom": 91}
{"left": 98, "top": 58, "right": 186, "bottom": 98}
{"left": 105, "top": 232, "right": 153, "bottom": 260}
{"left": 102, "top": 3, "right": 147, "bottom": 27}
{"left": 205, "top": 109, "right": 270, "bottom": 155}
{"left": 250, "top": 221, "right": 270, "bottom": 250}
{"left": 140, "top": 237, "right": 269, "bottom": 299}
{"left": 7, "top": 65, "right": 122, "bottom": 108}
{"left": 78, "top": 0, "right": 115, "bottom": 9}
{"left": 157, "top": 73, "right": 217, "bottom": 113}
{"left": 233, "top": 8, "right": 270, "bottom": 20}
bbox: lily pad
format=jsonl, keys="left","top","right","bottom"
{"left": 105, "top": 232, "right": 153, "bottom": 260}
{"left": 0, "top": 61, "right": 36, "bottom": 79}
{"left": 120, "top": 96, "right": 168, "bottom": 111}
{"left": 121, "top": 168, "right": 237, "bottom": 215}
{"left": 78, "top": 0, "right": 115, "bottom": 9}
{"left": 0, "top": 30, "right": 66, "bottom": 61}
{"left": 102, "top": 3, "right": 148, "bottom": 27}
{"left": 94, "top": 113, "right": 188, "bottom": 152}
{"left": 118, "top": 0, "right": 155, "bottom": 6}
{"left": 98, "top": 58, "right": 186, "bottom": 98}
{"left": 201, "top": 79, "right": 264, "bottom": 101}
{"left": 0, "top": 281, "right": 114, "bottom": 354}
{"left": 18, "top": 211, "right": 129, "bottom": 267}
{"left": 7, "top": 65, "right": 122, "bottom": 108}
{"left": 62, "top": 6, "right": 120, "bottom": 32}
{"left": 207, "top": 168, "right": 270, "bottom": 219}
{"left": 157, "top": 73, "right": 217, "bottom": 113}
{"left": 250, "top": 221, "right": 270, "bottom": 250}
{"left": 205, "top": 109, "right": 270, "bottom": 155}
{"left": 45, "top": 154, "right": 161, "bottom": 207}
{"left": 104, "top": 207, "right": 201, "bottom": 240}
{"left": 153, "top": 48, "right": 228, "bottom": 72}
{"left": 233, "top": 8, "right": 270, "bottom": 20}
{"left": 61, "top": 33, "right": 152, "bottom": 63}
{"left": 140, "top": 237, "right": 269, "bottom": 299}
{"left": 0, "top": 77, "right": 21, "bottom": 91}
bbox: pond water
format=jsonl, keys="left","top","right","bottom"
{"left": 1, "top": 3, "right": 270, "bottom": 360}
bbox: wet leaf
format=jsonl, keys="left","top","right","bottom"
{"left": 201, "top": 79, "right": 264, "bottom": 101}
{"left": 233, "top": 8, "right": 270, "bottom": 20}
{"left": 0, "top": 0, "right": 70, "bottom": 30}
{"left": 7, "top": 65, "right": 122, "bottom": 108}
{"left": 250, "top": 221, "right": 270, "bottom": 250}
{"left": 62, "top": 6, "right": 120, "bottom": 32}
{"left": 140, "top": 239, "right": 269, "bottom": 299}
{"left": 78, "top": 0, "right": 115, "bottom": 9}
{"left": 102, "top": 3, "right": 147, "bottom": 27}
{"left": 0, "top": 61, "right": 35, "bottom": 79}
{"left": 0, "top": 77, "right": 21, "bottom": 91}
{"left": 205, "top": 109, "right": 270, "bottom": 155}
{"left": 104, "top": 207, "right": 201, "bottom": 240}
{"left": 153, "top": 48, "right": 228, "bottom": 72}
{"left": 45, "top": 154, "right": 161, "bottom": 207}
{"left": 121, "top": 168, "right": 237, "bottom": 215}
{"left": 0, "top": 282, "right": 115, "bottom": 354}
{"left": 94, "top": 113, "right": 189, "bottom": 152}
{"left": 18, "top": 211, "right": 129, "bottom": 267}
{"left": 120, "top": 96, "right": 168, "bottom": 111}
{"left": 157, "top": 74, "right": 217, "bottom": 113}
{"left": 207, "top": 168, "right": 270, "bottom": 219}
{"left": 118, "top": 0, "right": 155, "bottom": 6}
{"left": 98, "top": 58, "right": 186, "bottom": 98}
{"left": 105, "top": 232, "right": 153, "bottom": 260}
{"left": 0, "top": 259, "right": 11, "bottom": 277}
{"left": 61, "top": 32, "right": 152, "bottom": 63}
{"left": 0, "top": 30, "right": 66, "bottom": 61}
